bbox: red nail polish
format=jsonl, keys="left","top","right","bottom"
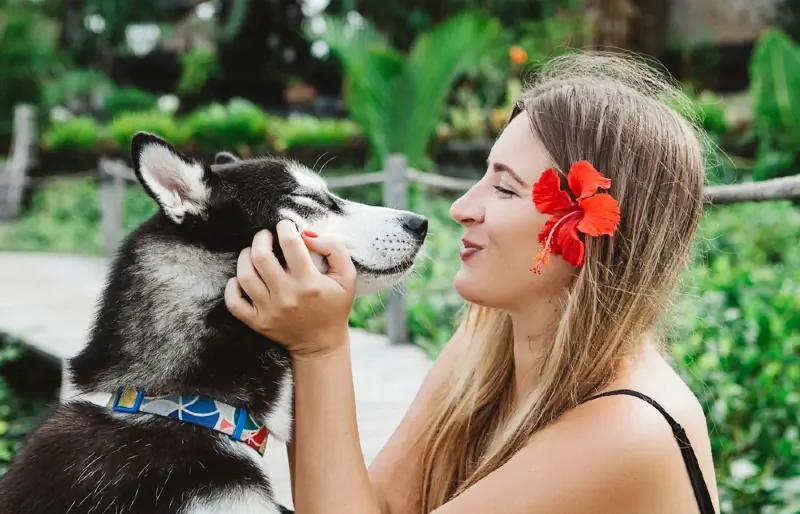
{"left": 303, "top": 230, "right": 318, "bottom": 238}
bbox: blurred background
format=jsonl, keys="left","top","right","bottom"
{"left": 0, "top": 1, "right": 798, "bottom": 513}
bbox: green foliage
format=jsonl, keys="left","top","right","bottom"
{"left": 270, "top": 115, "right": 363, "bottom": 152}
{"left": 183, "top": 99, "right": 269, "bottom": 154}
{"left": 671, "top": 202, "right": 800, "bottom": 514}
{"left": 749, "top": 28, "right": 800, "bottom": 181}
{"left": 0, "top": 0, "right": 60, "bottom": 135}
{"left": 0, "top": 335, "right": 53, "bottom": 473}
{"left": 0, "top": 178, "right": 155, "bottom": 254}
{"left": 106, "top": 110, "right": 188, "bottom": 150}
{"left": 41, "top": 116, "right": 103, "bottom": 151}
{"left": 39, "top": 98, "right": 362, "bottom": 156}
{"left": 103, "top": 87, "right": 159, "bottom": 118}
{"left": 178, "top": 47, "right": 221, "bottom": 96}
{"left": 309, "top": 11, "right": 501, "bottom": 169}
{"left": 41, "top": 68, "right": 117, "bottom": 115}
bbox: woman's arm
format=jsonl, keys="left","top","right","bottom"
{"left": 291, "top": 335, "right": 381, "bottom": 514}
{"left": 286, "top": 323, "right": 466, "bottom": 514}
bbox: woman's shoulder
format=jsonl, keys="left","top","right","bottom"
{"left": 539, "top": 348, "right": 718, "bottom": 511}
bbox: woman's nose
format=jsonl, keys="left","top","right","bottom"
{"left": 450, "top": 188, "right": 484, "bottom": 226}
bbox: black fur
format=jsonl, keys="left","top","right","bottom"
{"left": 0, "top": 133, "right": 345, "bottom": 513}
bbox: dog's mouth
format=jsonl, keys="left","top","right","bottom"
{"left": 351, "top": 257, "right": 416, "bottom": 277}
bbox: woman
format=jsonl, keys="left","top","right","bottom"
{"left": 225, "top": 51, "right": 720, "bottom": 514}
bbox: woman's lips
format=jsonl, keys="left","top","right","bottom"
{"left": 460, "top": 239, "right": 484, "bottom": 261}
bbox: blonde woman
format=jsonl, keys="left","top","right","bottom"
{"left": 226, "top": 51, "right": 720, "bottom": 514}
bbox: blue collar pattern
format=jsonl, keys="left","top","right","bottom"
{"left": 107, "top": 388, "right": 269, "bottom": 455}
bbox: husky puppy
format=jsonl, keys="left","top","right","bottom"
{"left": 0, "top": 132, "right": 428, "bottom": 514}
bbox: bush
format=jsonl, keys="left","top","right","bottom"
{"left": 38, "top": 98, "right": 363, "bottom": 157}
{"left": 183, "top": 98, "right": 270, "bottom": 155}
{"left": 671, "top": 202, "right": 800, "bottom": 514}
{"left": 105, "top": 110, "right": 189, "bottom": 151}
{"left": 41, "top": 116, "right": 102, "bottom": 151}
{"left": 0, "top": 335, "right": 53, "bottom": 474}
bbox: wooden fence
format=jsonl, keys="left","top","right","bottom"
{"left": 97, "top": 153, "right": 800, "bottom": 345}
{"left": 0, "top": 104, "right": 37, "bottom": 220}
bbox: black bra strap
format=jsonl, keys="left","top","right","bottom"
{"left": 581, "top": 389, "right": 716, "bottom": 514}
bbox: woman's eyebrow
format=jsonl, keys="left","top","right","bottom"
{"left": 489, "top": 160, "right": 528, "bottom": 187}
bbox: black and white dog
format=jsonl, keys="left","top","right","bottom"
{"left": 0, "top": 132, "right": 427, "bottom": 513}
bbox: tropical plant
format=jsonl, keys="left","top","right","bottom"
{"left": 749, "top": 28, "right": 800, "bottom": 181}
{"left": 306, "top": 11, "right": 501, "bottom": 170}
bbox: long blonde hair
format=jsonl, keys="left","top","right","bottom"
{"left": 419, "top": 51, "right": 710, "bottom": 511}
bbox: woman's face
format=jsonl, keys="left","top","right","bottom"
{"left": 450, "top": 114, "right": 574, "bottom": 310}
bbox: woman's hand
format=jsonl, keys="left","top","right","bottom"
{"left": 224, "top": 219, "right": 357, "bottom": 359}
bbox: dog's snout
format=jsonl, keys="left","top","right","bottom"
{"left": 402, "top": 214, "right": 428, "bottom": 239}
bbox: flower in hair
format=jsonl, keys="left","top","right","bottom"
{"left": 530, "top": 161, "right": 621, "bottom": 274}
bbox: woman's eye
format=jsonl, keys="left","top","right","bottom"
{"left": 493, "top": 186, "right": 516, "bottom": 198}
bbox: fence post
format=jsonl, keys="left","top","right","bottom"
{"left": 98, "top": 157, "right": 126, "bottom": 256}
{"left": 383, "top": 154, "right": 409, "bottom": 345}
{"left": 0, "top": 104, "right": 37, "bottom": 220}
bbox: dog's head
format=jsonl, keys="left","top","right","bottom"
{"left": 131, "top": 131, "right": 427, "bottom": 294}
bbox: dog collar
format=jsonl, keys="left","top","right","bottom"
{"left": 107, "top": 388, "right": 269, "bottom": 456}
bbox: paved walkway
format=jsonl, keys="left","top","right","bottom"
{"left": 0, "top": 251, "right": 433, "bottom": 509}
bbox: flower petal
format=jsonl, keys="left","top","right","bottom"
{"left": 577, "top": 193, "right": 621, "bottom": 237}
{"left": 532, "top": 168, "right": 575, "bottom": 215}
{"left": 556, "top": 219, "right": 584, "bottom": 267}
{"left": 567, "top": 161, "right": 612, "bottom": 199}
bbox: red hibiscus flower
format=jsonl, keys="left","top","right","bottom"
{"left": 530, "top": 161, "right": 621, "bottom": 274}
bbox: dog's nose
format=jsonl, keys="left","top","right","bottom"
{"left": 403, "top": 214, "right": 428, "bottom": 239}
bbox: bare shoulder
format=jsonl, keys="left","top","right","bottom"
{"left": 434, "top": 378, "right": 718, "bottom": 514}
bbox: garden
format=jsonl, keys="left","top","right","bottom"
{"left": 0, "top": 1, "right": 799, "bottom": 513}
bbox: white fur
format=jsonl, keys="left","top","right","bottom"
{"left": 182, "top": 478, "right": 280, "bottom": 514}
{"left": 182, "top": 492, "right": 282, "bottom": 514}
{"left": 179, "top": 438, "right": 280, "bottom": 514}
{"left": 265, "top": 367, "right": 293, "bottom": 443}
{"left": 125, "top": 241, "right": 236, "bottom": 385}
{"left": 279, "top": 164, "right": 424, "bottom": 297}
{"left": 138, "top": 142, "right": 209, "bottom": 223}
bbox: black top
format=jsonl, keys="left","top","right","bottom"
{"left": 581, "top": 389, "right": 716, "bottom": 514}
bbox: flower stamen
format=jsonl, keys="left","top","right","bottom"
{"left": 530, "top": 210, "right": 581, "bottom": 274}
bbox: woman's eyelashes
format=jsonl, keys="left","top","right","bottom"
{"left": 493, "top": 184, "right": 518, "bottom": 198}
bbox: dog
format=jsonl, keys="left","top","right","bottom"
{"left": 0, "top": 131, "right": 428, "bottom": 514}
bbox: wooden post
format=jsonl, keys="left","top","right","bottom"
{"left": 382, "top": 154, "right": 409, "bottom": 345}
{"left": 0, "top": 104, "right": 37, "bottom": 220}
{"left": 98, "top": 157, "right": 126, "bottom": 256}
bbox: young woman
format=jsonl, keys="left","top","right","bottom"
{"left": 225, "top": 51, "right": 721, "bottom": 514}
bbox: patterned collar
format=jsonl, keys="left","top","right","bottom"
{"left": 107, "top": 388, "right": 269, "bottom": 456}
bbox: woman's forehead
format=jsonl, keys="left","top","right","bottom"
{"left": 489, "top": 115, "right": 554, "bottom": 183}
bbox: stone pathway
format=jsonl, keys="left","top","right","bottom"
{"left": 0, "top": 251, "right": 433, "bottom": 509}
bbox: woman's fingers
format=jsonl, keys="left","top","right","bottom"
{"left": 236, "top": 247, "right": 270, "bottom": 304}
{"left": 224, "top": 276, "right": 256, "bottom": 323}
{"left": 301, "top": 232, "right": 355, "bottom": 284}
{"left": 276, "top": 219, "right": 317, "bottom": 278}
{"left": 250, "top": 229, "right": 288, "bottom": 286}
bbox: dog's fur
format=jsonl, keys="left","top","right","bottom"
{"left": 0, "top": 132, "right": 427, "bottom": 514}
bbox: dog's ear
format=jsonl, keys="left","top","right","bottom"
{"left": 214, "top": 151, "right": 239, "bottom": 165}
{"left": 130, "top": 131, "right": 210, "bottom": 224}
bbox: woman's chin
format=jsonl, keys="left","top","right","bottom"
{"left": 454, "top": 269, "right": 486, "bottom": 304}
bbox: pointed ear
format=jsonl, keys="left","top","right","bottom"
{"left": 214, "top": 151, "right": 240, "bottom": 165}
{"left": 131, "top": 132, "right": 210, "bottom": 224}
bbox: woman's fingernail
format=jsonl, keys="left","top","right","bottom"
{"left": 303, "top": 230, "right": 318, "bottom": 238}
